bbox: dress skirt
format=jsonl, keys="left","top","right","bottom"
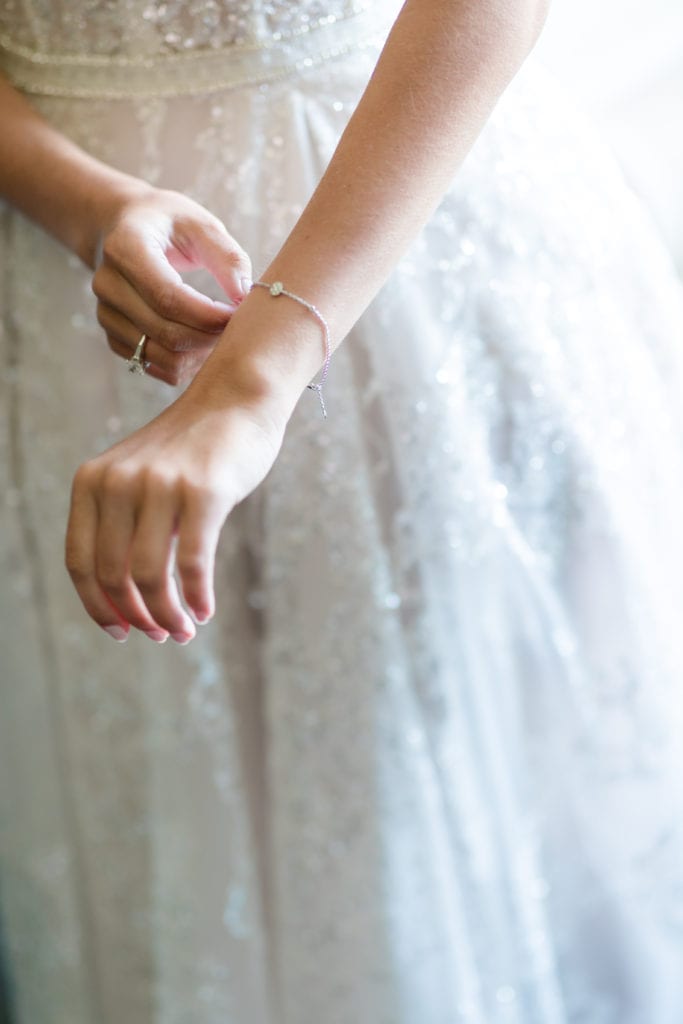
{"left": 2, "top": 8, "right": 683, "bottom": 1022}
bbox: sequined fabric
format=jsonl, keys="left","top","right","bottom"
{"left": 0, "top": 2, "right": 386, "bottom": 98}
{"left": 2, "top": 4, "right": 683, "bottom": 1023}
{"left": 0, "top": 0, "right": 373, "bottom": 55}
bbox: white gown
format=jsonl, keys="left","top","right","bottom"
{"left": 2, "top": 3, "right": 683, "bottom": 1022}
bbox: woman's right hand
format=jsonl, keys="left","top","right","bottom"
{"left": 92, "top": 185, "right": 252, "bottom": 386}
{"left": 66, "top": 356, "right": 289, "bottom": 643}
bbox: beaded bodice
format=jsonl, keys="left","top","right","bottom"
{"left": 0, "top": 1, "right": 376, "bottom": 55}
{"left": 0, "top": 0, "right": 391, "bottom": 97}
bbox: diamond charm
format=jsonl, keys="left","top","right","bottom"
{"left": 270, "top": 281, "right": 284, "bottom": 296}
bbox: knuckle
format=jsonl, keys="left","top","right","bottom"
{"left": 224, "top": 247, "right": 248, "bottom": 270}
{"left": 72, "top": 464, "right": 89, "bottom": 490}
{"left": 199, "top": 216, "right": 225, "bottom": 241}
{"left": 72, "top": 461, "right": 97, "bottom": 495}
{"left": 195, "top": 482, "right": 220, "bottom": 504}
{"left": 132, "top": 570, "right": 163, "bottom": 594}
{"left": 177, "top": 555, "right": 206, "bottom": 581}
{"left": 152, "top": 283, "right": 179, "bottom": 320}
{"left": 159, "top": 327, "right": 191, "bottom": 353}
{"left": 142, "top": 469, "right": 174, "bottom": 496}
{"left": 96, "top": 565, "right": 127, "bottom": 594}
{"left": 213, "top": 224, "right": 250, "bottom": 267}
{"left": 91, "top": 268, "right": 105, "bottom": 300}
{"left": 153, "top": 321, "right": 175, "bottom": 347}
{"left": 100, "top": 237, "right": 115, "bottom": 263}
{"left": 101, "top": 234, "right": 122, "bottom": 267}
{"left": 101, "top": 466, "right": 136, "bottom": 500}
{"left": 188, "top": 481, "right": 227, "bottom": 514}
{"left": 65, "top": 549, "right": 87, "bottom": 582}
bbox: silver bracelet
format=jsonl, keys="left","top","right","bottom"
{"left": 250, "top": 280, "right": 331, "bottom": 419}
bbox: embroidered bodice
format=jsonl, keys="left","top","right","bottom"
{"left": 0, "top": 0, "right": 395, "bottom": 97}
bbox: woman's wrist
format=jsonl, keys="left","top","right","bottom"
{"left": 192, "top": 284, "right": 335, "bottom": 420}
{"left": 80, "top": 172, "right": 156, "bottom": 268}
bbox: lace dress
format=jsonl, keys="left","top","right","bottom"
{"left": 2, "top": 3, "right": 683, "bottom": 1023}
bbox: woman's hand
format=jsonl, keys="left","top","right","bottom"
{"left": 92, "top": 186, "right": 252, "bottom": 386}
{"left": 65, "top": 369, "right": 286, "bottom": 644}
{"left": 0, "top": 76, "right": 251, "bottom": 383}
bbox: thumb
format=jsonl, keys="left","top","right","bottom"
{"left": 189, "top": 222, "right": 253, "bottom": 306}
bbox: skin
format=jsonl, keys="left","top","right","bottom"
{"left": 0, "top": 0, "right": 549, "bottom": 644}
{"left": 91, "top": 189, "right": 252, "bottom": 387}
{"left": 0, "top": 80, "right": 252, "bottom": 385}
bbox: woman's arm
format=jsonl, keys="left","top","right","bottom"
{"left": 208, "top": 0, "right": 550, "bottom": 403}
{"left": 0, "top": 74, "right": 251, "bottom": 383}
{"left": 0, "top": 73, "right": 139, "bottom": 267}
{"left": 66, "top": 0, "right": 550, "bottom": 642}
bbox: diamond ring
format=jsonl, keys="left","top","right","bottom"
{"left": 127, "top": 333, "right": 150, "bottom": 375}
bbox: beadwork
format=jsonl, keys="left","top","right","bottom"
{"left": 0, "top": 4, "right": 384, "bottom": 99}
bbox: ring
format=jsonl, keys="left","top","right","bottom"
{"left": 127, "top": 333, "right": 150, "bottom": 375}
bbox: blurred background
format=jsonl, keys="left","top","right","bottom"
{"left": 537, "top": 0, "right": 683, "bottom": 275}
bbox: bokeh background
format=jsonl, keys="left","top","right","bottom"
{"left": 537, "top": 0, "right": 683, "bottom": 274}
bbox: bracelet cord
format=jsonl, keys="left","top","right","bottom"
{"left": 251, "top": 280, "right": 331, "bottom": 419}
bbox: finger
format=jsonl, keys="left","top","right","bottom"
{"left": 129, "top": 480, "right": 196, "bottom": 641}
{"left": 65, "top": 465, "right": 131, "bottom": 642}
{"left": 98, "top": 304, "right": 211, "bottom": 385}
{"left": 107, "top": 337, "right": 176, "bottom": 386}
{"left": 103, "top": 226, "right": 237, "bottom": 334}
{"left": 94, "top": 264, "right": 232, "bottom": 353}
{"left": 108, "top": 335, "right": 206, "bottom": 388}
{"left": 95, "top": 471, "right": 170, "bottom": 640}
{"left": 182, "top": 221, "right": 253, "bottom": 307}
{"left": 175, "top": 487, "right": 229, "bottom": 624}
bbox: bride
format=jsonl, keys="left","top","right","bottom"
{"left": 2, "top": 1, "right": 683, "bottom": 1021}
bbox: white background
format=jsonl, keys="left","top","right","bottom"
{"left": 536, "top": 0, "right": 683, "bottom": 274}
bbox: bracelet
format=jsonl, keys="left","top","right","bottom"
{"left": 250, "top": 280, "right": 331, "bottom": 419}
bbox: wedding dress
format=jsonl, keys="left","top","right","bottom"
{"left": 2, "top": 3, "right": 683, "bottom": 1022}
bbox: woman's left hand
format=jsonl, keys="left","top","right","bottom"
{"left": 92, "top": 186, "right": 253, "bottom": 387}
{"left": 65, "top": 372, "right": 286, "bottom": 644}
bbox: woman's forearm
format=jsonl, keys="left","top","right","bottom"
{"left": 63, "top": 0, "right": 550, "bottom": 635}
{"left": 0, "top": 74, "right": 149, "bottom": 266}
{"left": 209, "top": 0, "right": 549, "bottom": 403}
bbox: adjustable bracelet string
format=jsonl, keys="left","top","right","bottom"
{"left": 250, "top": 280, "right": 331, "bottom": 419}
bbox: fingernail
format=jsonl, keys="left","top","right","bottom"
{"left": 144, "top": 629, "right": 168, "bottom": 644}
{"left": 240, "top": 276, "right": 253, "bottom": 297}
{"left": 103, "top": 625, "right": 128, "bottom": 643}
{"left": 189, "top": 608, "right": 211, "bottom": 625}
{"left": 170, "top": 632, "right": 193, "bottom": 645}
{"left": 214, "top": 300, "right": 236, "bottom": 316}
